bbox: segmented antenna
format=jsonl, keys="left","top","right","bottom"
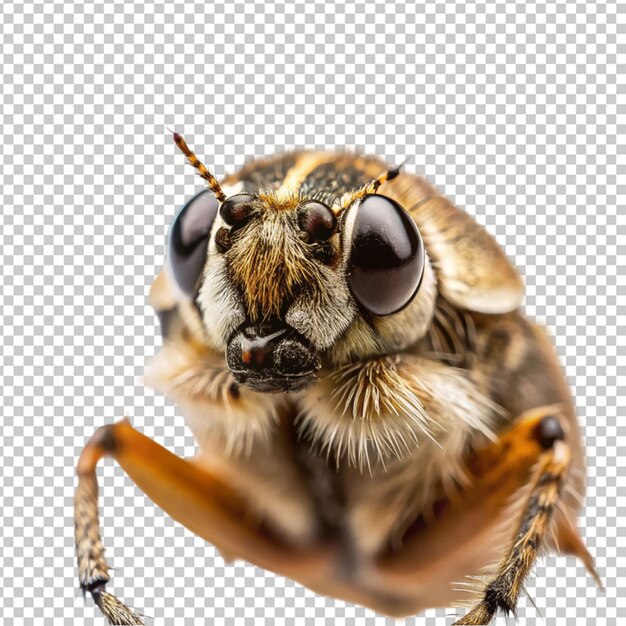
{"left": 171, "top": 131, "right": 226, "bottom": 202}
{"left": 369, "top": 162, "right": 404, "bottom": 194}
{"left": 336, "top": 162, "right": 405, "bottom": 214}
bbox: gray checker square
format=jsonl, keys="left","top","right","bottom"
{"left": 0, "top": 0, "right": 623, "bottom": 624}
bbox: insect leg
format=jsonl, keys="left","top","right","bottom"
{"left": 453, "top": 415, "right": 571, "bottom": 625}
{"left": 75, "top": 429, "right": 144, "bottom": 625}
{"left": 75, "top": 419, "right": 333, "bottom": 624}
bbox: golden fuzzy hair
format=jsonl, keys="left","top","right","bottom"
{"left": 227, "top": 205, "right": 332, "bottom": 322}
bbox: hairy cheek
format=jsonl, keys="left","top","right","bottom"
{"left": 197, "top": 269, "right": 246, "bottom": 352}
{"left": 285, "top": 295, "right": 356, "bottom": 351}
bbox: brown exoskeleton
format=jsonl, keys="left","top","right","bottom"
{"left": 75, "top": 134, "right": 601, "bottom": 625}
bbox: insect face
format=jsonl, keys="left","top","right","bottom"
{"left": 166, "top": 142, "right": 437, "bottom": 393}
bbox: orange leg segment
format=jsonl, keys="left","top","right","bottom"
{"left": 75, "top": 419, "right": 333, "bottom": 624}
{"left": 371, "top": 406, "right": 599, "bottom": 620}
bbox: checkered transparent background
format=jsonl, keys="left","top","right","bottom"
{"left": 1, "top": 0, "right": 623, "bottom": 623}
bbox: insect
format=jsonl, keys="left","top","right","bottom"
{"left": 75, "top": 134, "right": 601, "bottom": 625}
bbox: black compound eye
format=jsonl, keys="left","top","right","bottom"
{"left": 219, "top": 193, "right": 256, "bottom": 228}
{"left": 298, "top": 200, "right": 337, "bottom": 242}
{"left": 347, "top": 194, "right": 425, "bottom": 316}
{"left": 166, "top": 189, "right": 219, "bottom": 297}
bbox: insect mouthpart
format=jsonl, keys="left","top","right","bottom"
{"left": 225, "top": 318, "right": 322, "bottom": 393}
